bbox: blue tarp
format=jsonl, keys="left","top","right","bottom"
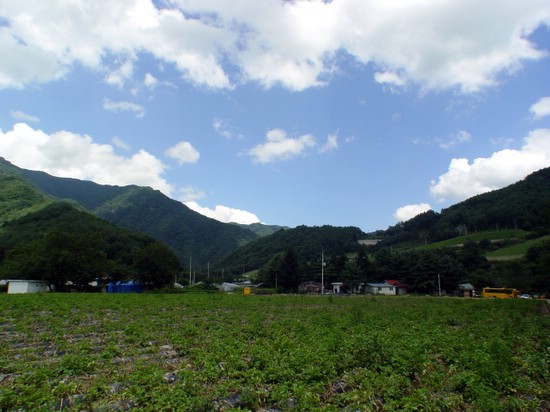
{"left": 107, "top": 281, "right": 144, "bottom": 293}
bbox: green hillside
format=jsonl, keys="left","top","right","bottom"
{"left": 369, "top": 167, "right": 550, "bottom": 252}
{"left": 0, "top": 157, "right": 259, "bottom": 267}
{"left": 0, "top": 201, "right": 180, "bottom": 290}
{"left": 234, "top": 222, "right": 288, "bottom": 237}
{"left": 0, "top": 173, "right": 53, "bottom": 223}
{"left": 1, "top": 157, "right": 548, "bottom": 293}
{"left": 217, "top": 225, "right": 366, "bottom": 277}
{"left": 92, "top": 186, "right": 259, "bottom": 266}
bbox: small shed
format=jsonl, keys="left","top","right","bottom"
{"left": 7, "top": 280, "right": 49, "bottom": 294}
{"left": 107, "top": 281, "right": 144, "bottom": 293}
{"left": 458, "top": 283, "right": 475, "bottom": 297}
{"left": 298, "top": 281, "right": 322, "bottom": 294}
{"left": 332, "top": 282, "right": 344, "bottom": 294}
{"left": 220, "top": 282, "right": 242, "bottom": 292}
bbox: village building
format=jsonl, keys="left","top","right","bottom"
{"left": 331, "top": 282, "right": 344, "bottom": 294}
{"left": 7, "top": 280, "right": 49, "bottom": 294}
{"left": 366, "top": 280, "right": 407, "bottom": 295}
{"left": 457, "top": 283, "right": 475, "bottom": 297}
{"left": 298, "top": 281, "right": 322, "bottom": 294}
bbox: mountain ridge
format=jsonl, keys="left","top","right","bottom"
{"left": 0, "top": 157, "right": 260, "bottom": 265}
{"left": 1, "top": 157, "right": 548, "bottom": 274}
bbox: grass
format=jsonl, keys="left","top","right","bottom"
{"left": 1, "top": 293, "right": 548, "bottom": 411}
{"left": 486, "top": 235, "right": 550, "bottom": 260}
{"left": 420, "top": 229, "right": 529, "bottom": 250}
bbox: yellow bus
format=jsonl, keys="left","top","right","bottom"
{"left": 481, "top": 287, "right": 519, "bottom": 299}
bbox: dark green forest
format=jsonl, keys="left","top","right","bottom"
{"left": 216, "top": 225, "right": 366, "bottom": 277}
{"left": 231, "top": 237, "right": 549, "bottom": 295}
{"left": 0, "top": 200, "right": 180, "bottom": 291}
{"left": 1, "top": 158, "right": 549, "bottom": 295}
{"left": 370, "top": 167, "right": 550, "bottom": 250}
{"left": 0, "top": 157, "right": 259, "bottom": 266}
{"left": 213, "top": 168, "right": 550, "bottom": 295}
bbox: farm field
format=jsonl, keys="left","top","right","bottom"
{"left": 1, "top": 293, "right": 548, "bottom": 411}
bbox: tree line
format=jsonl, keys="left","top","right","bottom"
{"left": 0, "top": 202, "right": 180, "bottom": 291}
{"left": 250, "top": 240, "right": 549, "bottom": 295}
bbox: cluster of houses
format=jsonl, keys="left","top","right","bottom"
{"left": 220, "top": 279, "right": 408, "bottom": 295}
{"left": 3, "top": 278, "right": 475, "bottom": 297}
{"left": 3, "top": 279, "right": 409, "bottom": 295}
{"left": 298, "top": 279, "right": 408, "bottom": 295}
{"left": 2, "top": 279, "right": 144, "bottom": 294}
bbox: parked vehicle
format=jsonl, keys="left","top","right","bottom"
{"left": 481, "top": 287, "right": 519, "bottom": 299}
{"left": 520, "top": 294, "right": 532, "bottom": 299}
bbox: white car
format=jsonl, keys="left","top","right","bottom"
{"left": 520, "top": 294, "right": 532, "bottom": 299}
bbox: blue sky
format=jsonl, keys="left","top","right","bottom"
{"left": 1, "top": 1, "right": 550, "bottom": 232}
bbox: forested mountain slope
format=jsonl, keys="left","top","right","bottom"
{"left": 0, "top": 173, "right": 53, "bottom": 224}
{"left": 0, "top": 157, "right": 259, "bottom": 265}
{"left": 217, "top": 225, "right": 366, "bottom": 276}
{"left": 0, "top": 199, "right": 180, "bottom": 290}
{"left": 371, "top": 167, "right": 550, "bottom": 250}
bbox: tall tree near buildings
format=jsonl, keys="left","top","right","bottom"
{"left": 42, "top": 231, "right": 108, "bottom": 291}
{"left": 133, "top": 241, "right": 180, "bottom": 289}
{"left": 461, "top": 240, "right": 490, "bottom": 273}
{"left": 279, "top": 248, "right": 301, "bottom": 291}
{"left": 256, "top": 252, "right": 284, "bottom": 289}
{"left": 356, "top": 246, "right": 371, "bottom": 290}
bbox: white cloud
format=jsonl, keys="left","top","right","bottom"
{"left": 374, "top": 71, "right": 406, "bottom": 87}
{"left": 0, "top": 122, "right": 174, "bottom": 195}
{"left": 10, "top": 110, "right": 40, "bottom": 122}
{"left": 319, "top": 133, "right": 338, "bottom": 153}
{"left": 430, "top": 128, "right": 550, "bottom": 202}
{"left": 103, "top": 98, "right": 145, "bottom": 118}
{"left": 0, "top": 0, "right": 548, "bottom": 92}
{"left": 394, "top": 203, "right": 432, "bottom": 222}
{"left": 439, "top": 130, "right": 472, "bottom": 150}
{"left": 213, "top": 117, "right": 236, "bottom": 139}
{"left": 0, "top": 122, "right": 259, "bottom": 225}
{"left": 185, "top": 201, "right": 260, "bottom": 225}
{"left": 176, "top": 186, "right": 205, "bottom": 203}
{"left": 111, "top": 136, "right": 130, "bottom": 151}
{"left": 247, "top": 128, "right": 316, "bottom": 163}
{"left": 530, "top": 97, "right": 550, "bottom": 119}
{"left": 104, "top": 59, "right": 134, "bottom": 87}
{"left": 144, "top": 72, "right": 158, "bottom": 88}
{"left": 165, "top": 141, "right": 200, "bottom": 165}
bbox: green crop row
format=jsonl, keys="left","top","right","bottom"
{"left": 1, "top": 294, "right": 548, "bottom": 411}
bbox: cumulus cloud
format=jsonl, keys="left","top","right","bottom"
{"left": 103, "top": 98, "right": 145, "bottom": 118}
{"left": 247, "top": 128, "right": 316, "bottom": 163}
{"left": 165, "top": 141, "right": 200, "bottom": 165}
{"left": 10, "top": 110, "right": 40, "bottom": 122}
{"left": 0, "top": 0, "right": 548, "bottom": 92}
{"left": 530, "top": 97, "right": 550, "bottom": 119}
{"left": 104, "top": 59, "right": 134, "bottom": 87}
{"left": 430, "top": 128, "right": 550, "bottom": 202}
{"left": 374, "top": 71, "right": 406, "bottom": 87}
{"left": 213, "top": 117, "right": 237, "bottom": 139}
{"left": 438, "top": 130, "right": 472, "bottom": 150}
{"left": 319, "top": 133, "right": 338, "bottom": 153}
{"left": 175, "top": 186, "right": 205, "bottom": 203}
{"left": 111, "top": 136, "right": 130, "bottom": 151}
{"left": 394, "top": 203, "right": 432, "bottom": 222}
{"left": 185, "top": 201, "right": 260, "bottom": 225}
{"left": 144, "top": 72, "right": 158, "bottom": 88}
{"left": 0, "top": 122, "right": 174, "bottom": 195}
{"left": 0, "top": 122, "right": 263, "bottom": 225}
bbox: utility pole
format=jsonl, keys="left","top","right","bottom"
{"left": 321, "top": 248, "right": 325, "bottom": 295}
